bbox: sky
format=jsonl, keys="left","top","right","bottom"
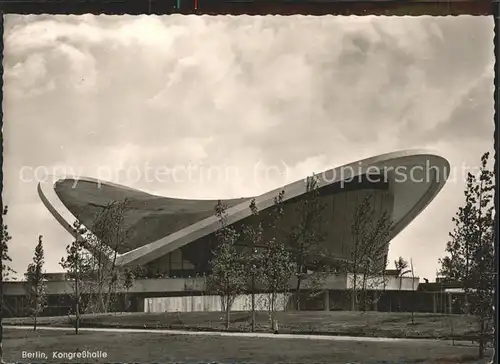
{"left": 2, "top": 15, "right": 494, "bottom": 281}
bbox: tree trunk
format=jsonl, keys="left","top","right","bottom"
{"left": 34, "top": 313, "right": 37, "bottom": 331}
{"left": 225, "top": 297, "right": 230, "bottom": 330}
{"left": 104, "top": 278, "right": 116, "bottom": 313}
{"left": 251, "top": 276, "right": 256, "bottom": 333}
{"left": 75, "top": 276, "right": 80, "bottom": 335}
{"left": 361, "top": 272, "right": 368, "bottom": 312}
{"left": 351, "top": 274, "right": 358, "bottom": 311}
{"left": 271, "top": 303, "right": 278, "bottom": 334}
{"left": 0, "top": 320, "right": 3, "bottom": 364}
{"left": 295, "top": 277, "right": 302, "bottom": 311}
{"left": 478, "top": 319, "right": 485, "bottom": 359}
{"left": 399, "top": 277, "right": 403, "bottom": 312}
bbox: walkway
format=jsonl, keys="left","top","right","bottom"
{"left": 5, "top": 325, "right": 454, "bottom": 345}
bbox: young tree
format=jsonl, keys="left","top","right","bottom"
{"left": 439, "top": 152, "right": 495, "bottom": 359}
{"left": 394, "top": 256, "right": 411, "bottom": 312}
{"left": 25, "top": 235, "right": 47, "bottom": 330}
{"left": 83, "top": 199, "right": 131, "bottom": 313}
{"left": 240, "top": 199, "right": 264, "bottom": 332}
{"left": 288, "top": 175, "right": 327, "bottom": 310}
{"left": 349, "top": 196, "right": 392, "bottom": 311}
{"left": 207, "top": 200, "right": 246, "bottom": 330}
{"left": 60, "top": 220, "right": 93, "bottom": 335}
{"left": 0, "top": 205, "right": 15, "bottom": 363}
{"left": 260, "top": 190, "right": 294, "bottom": 331}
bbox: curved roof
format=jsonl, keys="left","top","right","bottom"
{"left": 38, "top": 150, "right": 450, "bottom": 267}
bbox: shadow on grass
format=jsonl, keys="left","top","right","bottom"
{"left": 412, "top": 354, "right": 482, "bottom": 363}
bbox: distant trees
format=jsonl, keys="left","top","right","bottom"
{"left": 394, "top": 257, "right": 411, "bottom": 312}
{"left": 349, "top": 196, "right": 392, "bottom": 311}
{"left": 207, "top": 200, "right": 246, "bottom": 330}
{"left": 439, "top": 152, "right": 495, "bottom": 359}
{"left": 25, "top": 235, "right": 47, "bottom": 331}
{"left": 394, "top": 257, "right": 411, "bottom": 289}
{"left": 288, "top": 175, "right": 327, "bottom": 310}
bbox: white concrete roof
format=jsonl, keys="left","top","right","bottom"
{"left": 38, "top": 149, "right": 450, "bottom": 267}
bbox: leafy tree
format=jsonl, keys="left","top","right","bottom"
{"left": 1, "top": 206, "right": 15, "bottom": 280}
{"left": 288, "top": 175, "right": 327, "bottom": 310}
{"left": 260, "top": 190, "right": 294, "bottom": 331}
{"left": 60, "top": 220, "right": 93, "bottom": 335}
{"left": 0, "top": 205, "right": 15, "bottom": 363}
{"left": 85, "top": 199, "right": 131, "bottom": 313}
{"left": 67, "top": 199, "right": 131, "bottom": 314}
{"left": 25, "top": 235, "right": 47, "bottom": 330}
{"left": 439, "top": 152, "right": 495, "bottom": 359}
{"left": 349, "top": 196, "right": 392, "bottom": 311}
{"left": 240, "top": 198, "right": 264, "bottom": 332}
{"left": 207, "top": 200, "right": 246, "bottom": 330}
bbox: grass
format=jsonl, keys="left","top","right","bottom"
{"left": 5, "top": 311, "right": 482, "bottom": 340}
{"left": 3, "top": 327, "right": 492, "bottom": 364}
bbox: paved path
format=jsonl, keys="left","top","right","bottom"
{"left": 4, "top": 325, "right": 454, "bottom": 345}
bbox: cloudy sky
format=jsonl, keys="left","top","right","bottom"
{"left": 3, "top": 15, "right": 494, "bottom": 281}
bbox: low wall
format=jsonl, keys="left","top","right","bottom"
{"left": 144, "top": 293, "right": 290, "bottom": 313}
{"left": 3, "top": 275, "right": 419, "bottom": 297}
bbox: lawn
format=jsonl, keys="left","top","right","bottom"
{"left": 6, "top": 310, "right": 481, "bottom": 340}
{"left": 3, "top": 328, "right": 492, "bottom": 364}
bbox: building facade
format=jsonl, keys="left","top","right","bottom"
{"left": 2, "top": 150, "right": 451, "bottom": 315}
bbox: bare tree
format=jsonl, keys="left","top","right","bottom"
{"left": 25, "top": 235, "right": 47, "bottom": 331}
{"left": 207, "top": 200, "right": 246, "bottom": 330}
{"left": 349, "top": 196, "right": 392, "bottom": 311}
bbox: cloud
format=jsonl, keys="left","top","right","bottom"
{"left": 2, "top": 15, "right": 494, "bottom": 280}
